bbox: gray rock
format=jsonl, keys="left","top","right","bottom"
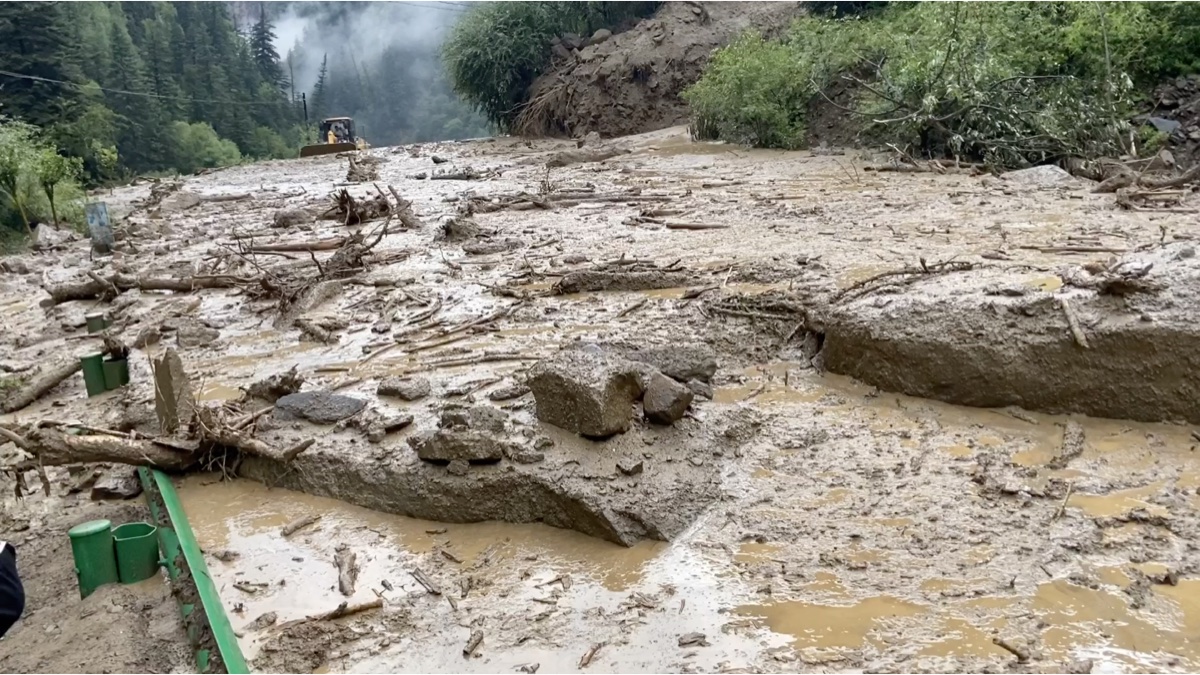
{"left": 527, "top": 350, "right": 644, "bottom": 438}
{"left": 439, "top": 217, "right": 481, "bottom": 241}
{"left": 487, "top": 381, "right": 529, "bottom": 401}
{"left": 90, "top": 469, "right": 142, "bottom": 500}
{"left": 462, "top": 238, "right": 521, "bottom": 255}
{"left": 275, "top": 391, "right": 367, "bottom": 424}
{"left": 617, "top": 458, "right": 644, "bottom": 476}
{"left": 160, "top": 190, "right": 201, "bottom": 212}
{"left": 441, "top": 404, "right": 508, "bottom": 433}
{"left": 33, "top": 224, "right": 71, "bottom": 250}
{"left": 409, "top": 429, "right": 507, "bottom": 463}
{"left": 176, "top": 323, "right": 220, "bottom": 348}
{"left": 588, "top": 28, "right": 612, "bottom": 45}
{"left": 446, "top": 459, "right": 470, "bottom": 476}
{"left": 561, "top": 254, "right": 589, "bottom": 265}
{"left": 505, "top": 446, "right": 545, "bottom": 464}
{"left": 643, "top": 373, "right": 694, "bottom": 425}
{"left": 1000, "top": 165, "right": 1081, "bottom": 188}
{"left": 623, "top": 344, "right": 718, "bottom": 383}
{"left": 273, "top": 208, "right": 311, "bottom": 228}
{"left": 377, "top": 376, "right": 431, "bottom": 401}
{"left": 686, "top": 379, "right": 713, "bottom": 400}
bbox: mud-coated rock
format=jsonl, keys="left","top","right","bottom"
{"left": 487, "top": 381, "right": 529, "bottom": 401}
{"left": 446, "top": 459, "right": 470, "bottom": 476}
{"left": 441, "top": 405, "right": 507, "bottom": 433}
{"left": 686, "top": 379, "right": 714, "bottom": 400}
{"left": 462, "top": 238, "right": 521, "bottom": 255}
{"left": 377, "top": 376, "right": 431, "bottom": 401}
{"left": 504, "top": 445, "right": 545, "bottom": 464}
{"left": 90, "top": 469, "right": 142, "bottom": 500}
{"left": 624, "top": 344, "right": 718, "bottom": 383}
{"left": 555, "top": 270, "right": 689, "bottom": 294}
{"left": 275, "top": 391, "right": 366, "bottom": 424}
{"left": 272, "top": 208, "right": 310, "bottom": 228}
{"left": 643, "top": 373, "right": 693, "bottom": 425}
{"left": 617, "top": 458, "right": 644, "bottom": 476}
{"left": 409, "top": 429, "right": 506, "bottom": 463}
{"left": 176, "top": 323, "right": 220, "bottom": 348}
{"left": 527, "top": 351, "right": 644, "bottom": 438}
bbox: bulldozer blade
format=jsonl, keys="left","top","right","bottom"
{"left": 300, "top": 142, "right": 358, "bottom": 158}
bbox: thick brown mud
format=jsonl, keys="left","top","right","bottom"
{"left": 3, "top": 126, "right": 1200, "bottom": 672}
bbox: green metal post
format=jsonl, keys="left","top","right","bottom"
{"left": 67, "top": 519, "right": 120, "bottom": 598}
{"left": 80, "top": 353, "right": 107, "bottom": 397}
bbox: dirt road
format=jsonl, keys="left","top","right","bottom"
{"left": 1, "top": 126, "right": 1198, "bottom": 672}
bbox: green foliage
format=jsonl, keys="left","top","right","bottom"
{"left": 684, "top": 34, "right": 810, "bottom": 149}
{"left": 686, "top": 3, "right": 1196, "bottom": 168}
{"left": 169, "top": 121, "right": 242, "bottom": 174}
{"left": 443, "top": 1, "right": 660, "bottom": 130}
{"left": 0, "top": 118, "right": 86, "bottom": 236}
{"left": 34, "top": 152, "right": 82, "bottom": 225}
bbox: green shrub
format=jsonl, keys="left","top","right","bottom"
{"left": 443, "top": 2, "right": 660, "bottom": 130}
{"left": 684, "top": 34, "right": 811, "bottom": 149}
{"left": 685, "top": 3, "right": 1191, "bottom": 167}
{"left": 169, "top": 121, "right": 242, "bottom": 174}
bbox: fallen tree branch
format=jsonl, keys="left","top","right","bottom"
{"left": 44, "top": 273, "right": 258, "bottom": 304}
{"left": 0, "top": 359, "right": 83, "bottom": 413}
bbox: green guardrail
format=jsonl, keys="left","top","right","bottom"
{"left": 138, "top": 468, "right": 249, "bottom": 674}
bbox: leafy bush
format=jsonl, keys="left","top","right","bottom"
{"left": 685, "top": 3, "right": 1197, "bottom": 168}
{"left": 684, "top": 34, "right": 811, "bottom": 149}
{"left": 169, "top": 121, "right": 242, "bottom": 175}
{"left": 443, "top": 2, "right": 660, "bottom": 130}
{"left": 0, "top": 117, "right": 87, "bottom": 237}
{"left": 242, "top": 126, "right": 294, "bottom": 161}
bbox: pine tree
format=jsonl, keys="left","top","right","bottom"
{"left": 0, "top": 2, "right": 84, "bottom": 129}
{"left": 249, "top": 4, "right": 285, "bottom": 89}
{"left": 311, "top": 54, "right": 330, "bottom": 121}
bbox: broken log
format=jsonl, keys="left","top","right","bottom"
{"left": 463, "top": 629, "right": 484, "bottom": 658}
{"left": 0, "top": 359, "right": 83, "bottom": 413}
{"left": 44, "top": 273, "right": 257, "bottom": 304}
{"left": 334, "top": 545, "right": 358, "bottom": 596}
{"left": 247, "top": 238, "right": 347, "bottom": 253}
{"left": 13, "top": 427, "right": 197, "bottom": 470}
{"left": 277, "top": 598, "right": 383, "bottom": 629}
{"left": 409, "top": 566, "right": 441, "bottom": 595}
{"left": 281, "top": 514, "right": 321, "bottom": 537}
{"left": 663, "top": 222, "right": 730, "bottom": 231}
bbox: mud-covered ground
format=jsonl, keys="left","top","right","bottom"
{"left": 1, "top": 127, "right": 1199, "bottom": 672}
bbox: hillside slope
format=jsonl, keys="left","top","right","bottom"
{"left": 517, "top": 1, "right": 804, "bottom": 138}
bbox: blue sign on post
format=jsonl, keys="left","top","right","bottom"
{"left": 85, "top": 202, "right": 114, "bottom": 254}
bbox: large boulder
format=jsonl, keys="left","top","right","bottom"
{"left": 642, "top": 373, "right": 694, "bottom": 425}
{"left": 274, "top": 391, "right": 366, "bottom": 424}
{"left": 527, "top": 350, "right": 643, "bottom": 438}
{"left": 90, "top": 468, "right": 143, "bottom": 500}
{"left": 176, "top": 323, "right": 220, "bottom": 348}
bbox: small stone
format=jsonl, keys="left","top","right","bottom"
{"left": 90, "top": 469, "right": 142, "bottom": 500}
{"left": 377, "top": 376, "right": 431, "bottom": 401}
{"left": 506, "top": 447, "right": 545, "bottom": 464}
{"left": 440, "top": 405, "right": 508, "bottom": 433}
{"left": 273, "top": 208, "right": 311, "bottom": 228}
{"left": 447, "top": 459, "right": 470, "bottom": 476}
{"left": 678, "top": 632, "right": 709, "bottom": 647}
{"left": 617, "top": 458, "right": 644, "bottom": 476}
{"left": 688, "top": 457, "right": 705, "bottom": 467}
{"left": 487, "top": 381, "right": 530, "bottom": 401}
{"left": 176, "top": 323, "right": 220, "bottom": 348}
{"left": 248, "top": 611, "right": 278, "bottom": 631}
{"left": 212, "top": 549, "right": 239, "bottom": 563}
{"left": 409, "top": 429, "right": 507, "bottom": 463}
{"left": 643, "top": 373, "right": 694, "bottom": 425}
{"left": 533, "top": 436, "right": 554, "bottom": 450}
{"left": 686, "top": 380, "right": 713, "bottom": 400}
{"left": 562, "top": 254, "right": 589, "bottom": 265}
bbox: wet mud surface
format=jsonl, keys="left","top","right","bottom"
{"left": 2, "top": 126, "right": 1200, "bottom": 671}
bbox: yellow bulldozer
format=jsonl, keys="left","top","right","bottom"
{"left": 300, "top": 117, "right": 367, "bottom": 158}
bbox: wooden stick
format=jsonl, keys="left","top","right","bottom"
{"left": 992, "top": 637, "right": 1029, "bottom": 662}
{"left": 664, "top": 222, "right": 729, "bottom": 231}
{"left": 1060, "top": 298, "right": 1089, "bottom": 349}
{"left": 281, "top": 514, "right": 321, "bottom": 537}
{"left": 1053, "top": 482, "right": 1074, "bottom": 521}
{"left": 247, "top": 238, "right": 347, "bottom": 253}
{"left": 334, "top": 545, "right": 358, "bottom": 596}
{"left": 409, "top": 566, "right": 441, "bottom": 595}
{"left": 579, "top": 642, "right": 605, "bottom": 669}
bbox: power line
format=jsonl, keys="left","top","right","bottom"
{"left": 0, "top": 68, "right": 284, "bottom": 106}
{"left": 401, "top": 2, "right": 468, "bottom": 12}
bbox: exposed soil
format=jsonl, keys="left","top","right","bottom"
{"left": 519, "top": 2, "right": 805, "bottom": 138}
{"left": 1, "top": 126, "right": 1200, "bottom": 672}
{"left": 0, "top": 493, "right": 192, "bottom": 673}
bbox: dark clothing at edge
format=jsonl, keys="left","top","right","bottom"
{"left": 0, "top": 542, "right": 24, "bottom": 638}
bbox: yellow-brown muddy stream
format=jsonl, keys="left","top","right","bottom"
{"left": 176, "top": 357, "right": 1200, "bottom": 673}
